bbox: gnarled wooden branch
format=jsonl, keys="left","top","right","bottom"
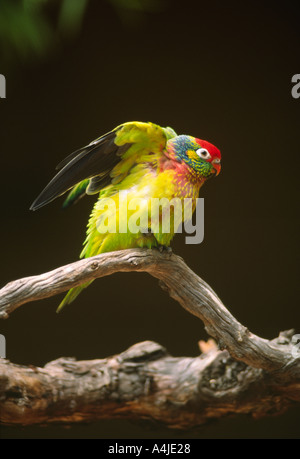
{"left": 1, "top": 338, "right": 299, "bottom": 428}
{"left": 0, "top": 249, "right": 299, "bottom": 428}
{"left": 0, "top": 249, "right": 299, "bottom": 375}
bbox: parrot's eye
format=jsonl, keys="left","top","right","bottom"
{"left": 196, "top": 148, "right": 211, "bottom": 160}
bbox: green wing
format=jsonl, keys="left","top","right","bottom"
{"left": 62, "top": 179, "right": 90, "bottom": 208}
{"left": 30, "top": 121, "right": 177, "bottom": 211}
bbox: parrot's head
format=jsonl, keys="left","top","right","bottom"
{"left": 167, "top": 135, "right": 221, "bottom": 179}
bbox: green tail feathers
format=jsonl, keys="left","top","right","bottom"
{"left": 56, "top": 280, "right": 94, "bottom": 313}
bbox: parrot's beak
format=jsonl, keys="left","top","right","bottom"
{"left": 212, "top": 159, "right": 221, "bottom": 176}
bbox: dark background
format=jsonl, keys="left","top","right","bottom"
{"left": 0, "top": 0, "right": 299, "bottom": 439}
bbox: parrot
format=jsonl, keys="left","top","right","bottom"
{"left": 30, "top": 121, "right": 221, "bottom": 312}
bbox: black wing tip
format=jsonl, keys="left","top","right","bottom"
{"left": 30, "top": 129, "right": 121, "bottom": 212}
{"left": 30, "top": 196, "right": 54, "bottom": 211}
{"left": 30, "top": 198, "right": 39, "bottom": 211}
{"left": 55, "top": 131, "right": 117, "bottom": 171}
{"left": 29, "top": 201, "right": 44, "bottom": 211}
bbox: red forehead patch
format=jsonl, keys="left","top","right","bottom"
{"left": 195, "top": 138, "right": 221, "bottom": 159}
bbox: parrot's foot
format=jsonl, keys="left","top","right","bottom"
{"left": 157, "top": 245, "right": 172, "bottom": 254}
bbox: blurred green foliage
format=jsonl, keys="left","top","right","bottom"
{"left": 0, "top": 0, "right": 166, "bottom": 63}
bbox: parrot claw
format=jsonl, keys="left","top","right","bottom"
{"left": 157, "top": 245, "right": 172, "bottom": 254}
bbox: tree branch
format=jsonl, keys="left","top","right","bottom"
{"left": 1, "top": 339, "right": 299, "bottom": 428}
{"left": 0, "top": 249, "right": 299, "bottom": 375}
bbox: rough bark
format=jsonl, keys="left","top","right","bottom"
{"left": 0, "top": 249, "right": 299, "bottom": 428}
{"left": 0, "top": 249, "right": 299, "bottom": 374}
{"left": 1, "top": 338, "right": 299, "bottom": 428}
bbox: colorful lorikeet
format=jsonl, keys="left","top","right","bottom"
{"left": 30, "top": 121, "right": 221, "bottom": 311}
